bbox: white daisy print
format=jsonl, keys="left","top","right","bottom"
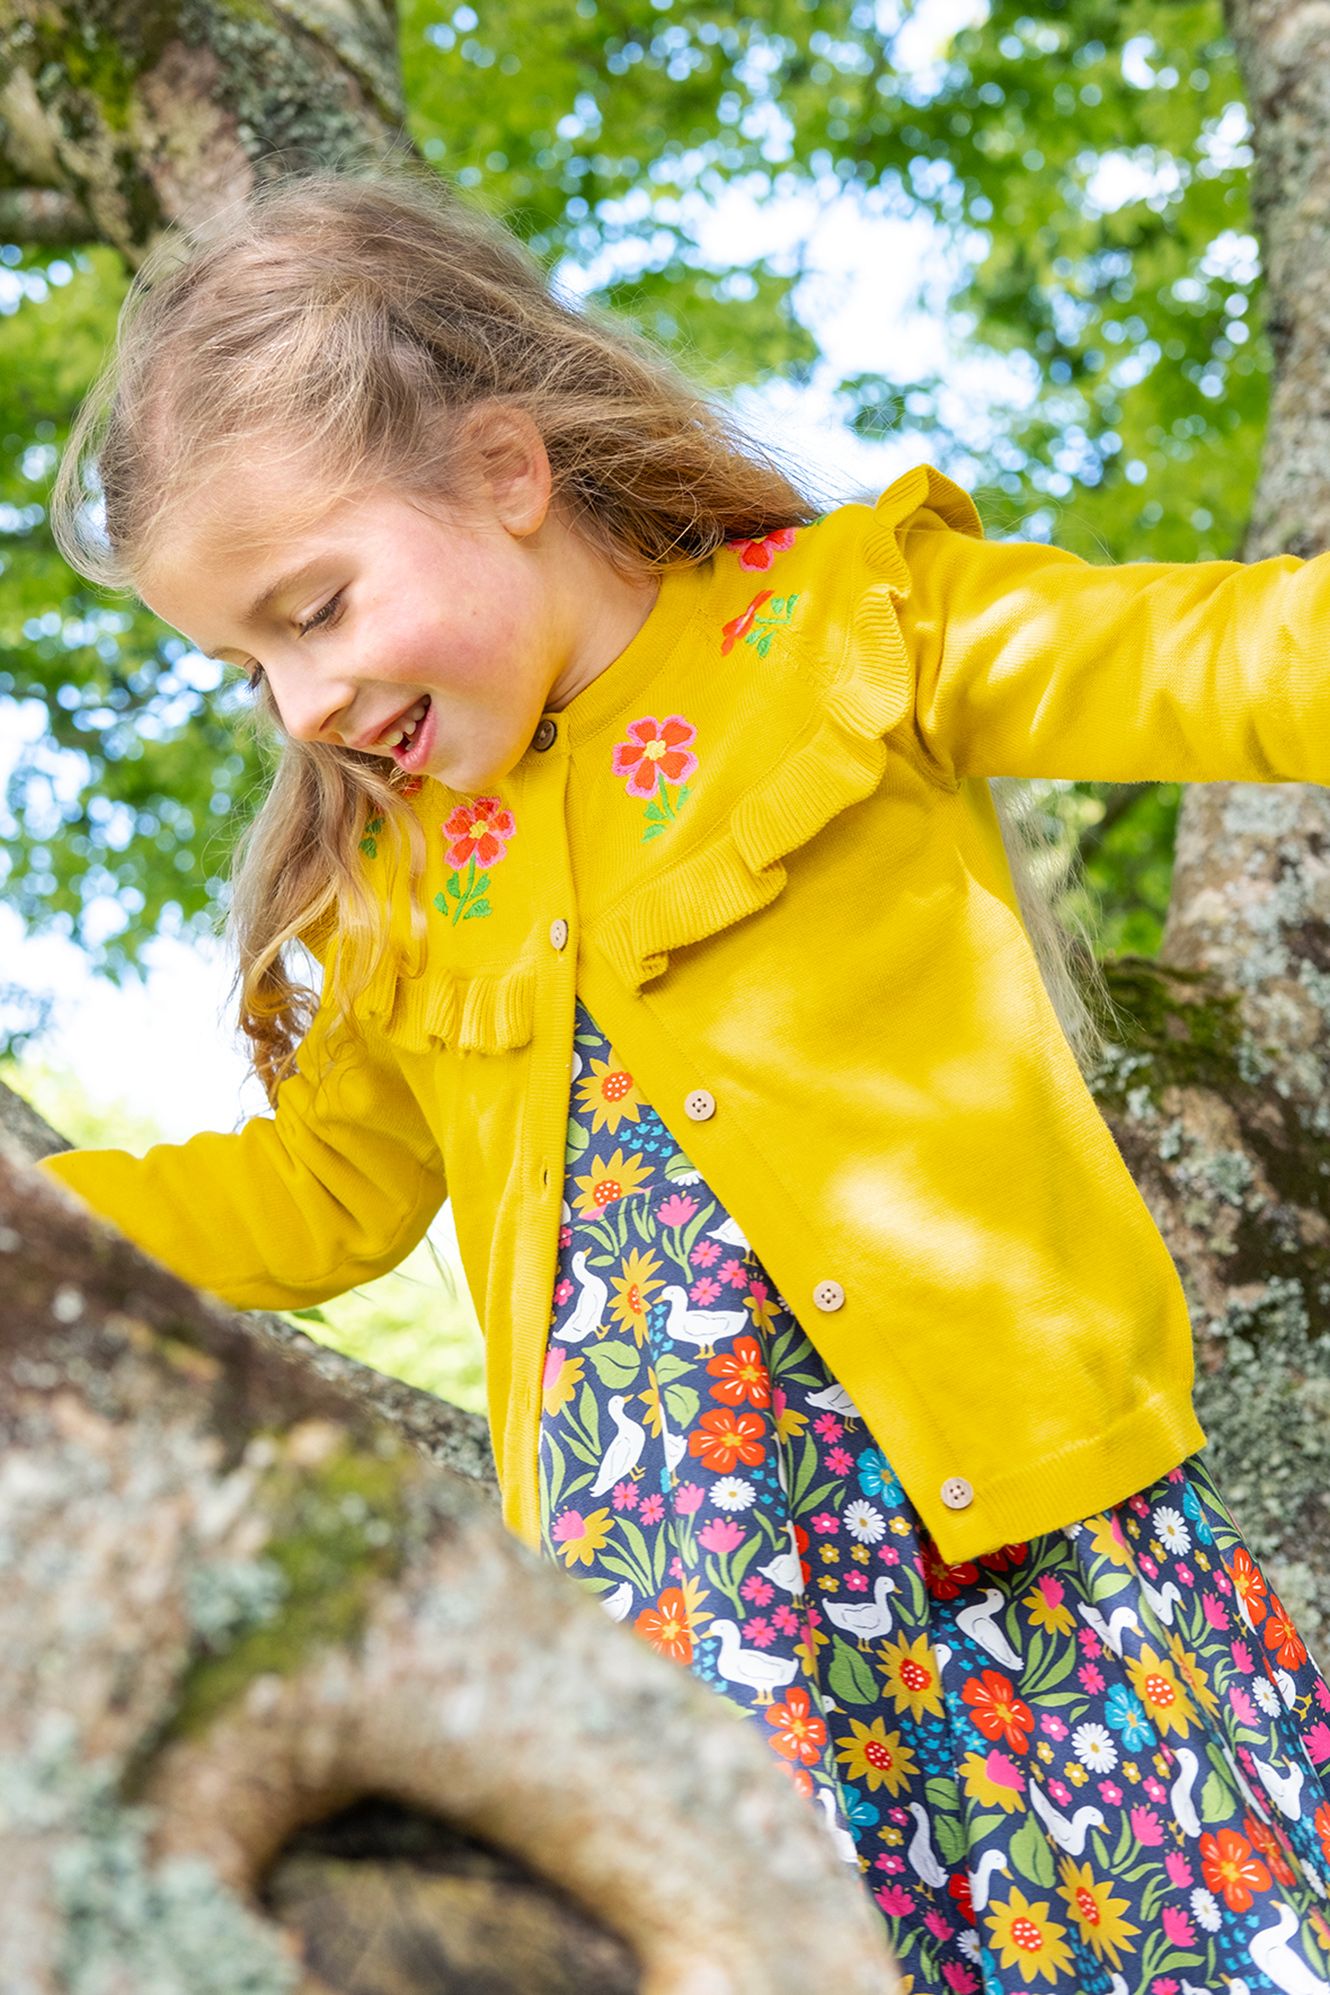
{"left": 1190, "top": 1885, "right": 1222, "bottom": 1933}
{"left": 842, "top": 1499, "right": 886, "bottom": 1544}
{"left": 1153, "top": 1505, "right": 1191, "bottom": 1555}
{"left": 1253, "top": 1676, "right": 1282, "bottom": 1716}
{"left": 1071, "top": 1722, "right": 1118, "bottom": 1774}
{"left": 711, "top": 1476, "right": 756, "bottom": 1512}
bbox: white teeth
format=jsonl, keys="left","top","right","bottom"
{"left": 382, "top": 730, "right": 403, "bottom": 747}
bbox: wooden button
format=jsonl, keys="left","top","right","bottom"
{"left": 532, "top": 716, "right": 558, "bottom": 752}
{"left": 549, "top": 918, "right": 569, "bottom": 950}
{"left": 940, "top": 1477, "right": 974, "bottom": 1511}
{"left": 812, "top": 1280, "right": 845, "bottom": 1312}
{"left": 684, "top": 1090, "right": 716, "bottom": 1122}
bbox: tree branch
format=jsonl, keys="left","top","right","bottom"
{"left": 0, "top": 186, "right": 99, "bottom": 248}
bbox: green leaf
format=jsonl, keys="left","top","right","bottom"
{"left": 1009, "top": 1812, "right": 1055, "bottom": 1888}
{"left": 664, "top": 1381, "right": 700, "bottom": 1427}
{"left": 827, "top": 1636, "right": 879, "bottom": 1706}
{"left": 933, "top": 1808, "right": 967, "bottom": 1867}
{"left": 1200, "top": 1769, "right": 1234, "bottom": 1824}
{"left": 446, "top": 872, "right": 462, "bottom": 897}
{"left": 585, "top": 1340, "right": 641, "bottom": 1388}
{"left": 462, "top": 898, "right": 492, "bottom": 919}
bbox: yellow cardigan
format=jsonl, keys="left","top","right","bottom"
{"left": 40, "top": 465, "right": 1330, "bottom": 1561}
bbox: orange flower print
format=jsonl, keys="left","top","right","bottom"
{"left": 707, "top": 1335, "right": 771, "bottom": 1409}
{"left": 1263, "top": 1590, "right": 1309, "bottom": 1671}
{"left": 1229, "top": 1545, "right": 1268, "bottom": 1626}
{"left": 720, "top": 587, "right": 801, "bottom": 658}
{"left": 434, "top": 795, "right": 516, "bottom": 925}
{"left": 1244, "top": 1812, "right": 1297, "bottom": 1889}
{"left": 729, "top": 526, "right": 797, "bottom": 571}
{"left": 688, "top": 1407, "right": 767, "bottom": 1473}
{"left": 1199, "top": 1826, "right": 1272, "bottom": 1913}
{"left": 635, "top": 1585, "right": 695, "bottom": 1665}
{"left": 612, "top": 715, "right": 698, "bottom": 843}
{"left": 764, "top": 1684, "right": 827, "bottom": 1765}
{"left": 1315, "top": 1799, "right": 1330, "bottom": 1865}
{"left": 963, "top": 1670, "right": 1035, "bottom": 1754}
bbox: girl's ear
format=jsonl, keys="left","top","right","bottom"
{"left": 463, "top": 402, "right": 552, "bottom": 538}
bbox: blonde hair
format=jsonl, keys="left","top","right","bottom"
{"left": 50, "top": 163, "right": 1110, "bottom": 1095}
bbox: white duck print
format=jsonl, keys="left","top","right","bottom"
{"left": 1251, "top": 1752, "right": 1306, "bottom": 1821}
{"left": 903, "top": 1802, "right": 947, "bottom": 1889}
{"left": 706, "top": 1214, "right": 751, "bottom": 1252}
{"left": 822, "top": 1574, "right": 897, "bottom": 1648}
{"left": 813, "top": 1789, "right": 859, "bottom": 1866}
{"left": 755, "top": 1519, "right": 805, "bottom": 1597}
{"left": 589, "top": 1394, "right": 648, "bottom": 1497}
{"left": 1027, "top": 1773, "right": 1106, "bottom": 1855}
{"left": 969, "top": 1848, "right": 1010, "bottom": 1911}
{"left": 704, "top": 1618, "right": 800, "bottom": 1704}
{"left": 803, "top": 1381, "right": 862, "bottom": 1423}
{"left": 599, "top": 1580, "right": 634, "bottom": 1622}
{"left": 552, "top": 1248, "right": 610, "bottom": 1344}
{"left": 656, "top": 1282, "right": 749, "bottom": 1359}
{"left": 1169, "top": 1744, "right": 1202, "bottom": 1839}
{"left": 1247, "top": 1903, "right": 1330, "bottom": 1993}
{"left": 953, "top": 1587, "right": 1022, "bottom": 1669}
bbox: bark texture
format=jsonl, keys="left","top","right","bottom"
{"left": 0, "top": 1133, "right": 900, "bottom": 1992}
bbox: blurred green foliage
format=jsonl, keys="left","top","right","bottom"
{"left": 0, "top": 0, "right": 1262, "bottom": 985}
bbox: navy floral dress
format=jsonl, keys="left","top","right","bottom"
{"left": 538, "top": 999, "right": 1330, "bottom": 1993}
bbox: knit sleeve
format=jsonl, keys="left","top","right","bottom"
{"left": 877, "top": 471, "right": 1330, "bottom": 785}
{"left": 37, "top": 993, "right": 446, "bottom": 1312}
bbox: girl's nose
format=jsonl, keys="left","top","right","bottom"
{"left": 271, "top": 669, "right": 354, "bottom": 746}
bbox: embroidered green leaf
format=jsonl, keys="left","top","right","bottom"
{"left": 473, "top": 872, "right": 490, "bottom": 894}
{"left": 643, "top": 802, "right": 666, "bottom": 823}
{"left": 446, "top": 871, "right": 462, "bottom": 897}
{"left": 585, "top": 1341, "right": 640, "bottom": 1390}
{"left": 462, "top": 898, "right": 492, "bottom": 920}
{"left": 432, "top": 891, "right": 449, "bottom": 915}
{"left": 675, "top": 785, "right": 690, "bottom": 808}
{"left": 828, "top": 1636, "right": 878, "bottom": 1706}
{"left": 359, "top": 835, "right": 378, "bottom": 859}
{"left": 641, "top": 823, "right": 666, "bottom": 841}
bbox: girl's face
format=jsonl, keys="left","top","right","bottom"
{"left": 138, "top": 431, "right": 659, "bottom": 796}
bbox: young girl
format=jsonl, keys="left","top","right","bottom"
{"left": 41, "top": 165, "right": 1330, "bottom": 1992}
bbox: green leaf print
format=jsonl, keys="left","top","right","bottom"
{"left": 654, "top": 1351, "right": 692, "bottom": 1386}
{"left": 565, "top": 1122, "right": 590, "bottom": 1164}
{"left": 925, "top": 1775, "right": 961, "bottom": 1815}
{"left": 577, "top": 1382, "right": 601, "bottom": 1453}
{"left": 789, "top": 1432, "right": 821, "bottom": 1512}
{"left": 586, "top": 1341, "right": 641, "bottom": 1390}
{"left": 615, "top": 1517, "right": 656, "bottom": 1589}
{"left": 1009, "top": 1813, "right": 1056, "bottom": 1888}
{"left": 827, "top": 1637, "right": 879, "bottom": 1706}
{"left": 967, "top": 1812, "right": 1009, "bottom": 1844}
{"left": 931, "top": 1809, "right": 967, "bottom": 1868}
{"left": 1200, "top": 1768, "right": 1235, "bottom": 1823}
{"left": 663, "top": 1153, "right": 698, "bottom": 1183}
{"left": 664, "top": 1382, "right": 699, "bottom": 1428}
{"left": 543, "top": 1435, "right": 567, "bottom": 1516}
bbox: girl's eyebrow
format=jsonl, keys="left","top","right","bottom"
{"left": 206, "top": 558, "right": 327, "bottom": 655}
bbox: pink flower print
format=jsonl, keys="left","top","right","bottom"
{"left": 1317, "top": 1679, "right": 1330, "bottom": 1713}
{"left": 612, "top": 715, "right": 698, "bottom": 842}
{"left": 639, "top": 1492, "right": 666, "bottom": 1524}
{"left": 436, "top": 796, "right": 515, "bottom": 925}
{"left": 826, "top": 1446, "right": 854, "bottom": 1476}
{"left": 745, "top": 1617, "right": 776, "bottom": 1648}
{"left": 1229, "top": 1682, "right": 1259, "bottom": 1725}
{"left": 1162, "top": 1908, "right": 1195, "bottom": 1947}
{"left": 1230, "top": 1638, "right": 1255, "bottom": 1674}
{"left": 1144, "top": 1776, "right": 1167, "bottom": 1803}
{"left": 691, "top": 1239, "right": 721, "bottom": 1268}
{"left": 1140, "top": 1553, "right": 1158, "bottom": 1579}
{"left": 772, "top": 1603, "right": 800, "bottom": 1635}
{"left": 721, "top": 1256, "right": 749, "bottom": 1289}
{"left": 612, "top": 1479, "right": 640, "bottom": 1512}
{"left": 1153, "top": 1981, "right": 1180, "bottom": 1995}
{"left": 811, "top": 1512, "right": 838, "bottom": 1535}
{"left": 1099, "top": 1781, "right": 1124, "bottom": 1805}
{"left": 553, "top": 1276, "right": 574, "bottom": 1307}
{"left": 879, "top": 1545, "right": 901, "bottom": 1565}
{"left": 1048, "top": 1779, "right": 1072, "bottom": 1806}
{"left": 1200, "top": 1590, "right": 1229, "bottom": 1630}
{"left": 558, "top": 1224, "right": 572, "bottom": 1249}
{"left": 741, "top": 1574, "right": 775, "bottom": 1607}
{"left": 874, "top": 1853, "right": 905, "bottom": 1873}
{"left": 813, "top": 1413, "right": 843, "bottom": 1442}
{"left": 698, "top": 1517, "right": 746, "bottom": 1555}
{"left": 1164, "top": 1851, "right": 1193, "bottom": 1888}
{"left": 874, "top": 1883, "right": 914, "bottom": 1918}
{"left": 669, "top": 1553, "right": 684, "bottom": 1578}
{"left": 1129, "top": 1494, "right": 1150, "bottom": 1517}
{"left": 730, "top": 526, "right": 798, "bottom": 571}
{"left": 657, "top": 1192, "right": 698, "bottom": 1228}
{"left": 845, "top": 1569, "right": 868, "bottom": 1592}
{"left": 924, "top": 1908, "right": 954, "bottom": 1942}
{"left": 1304, "top": 1719, "right": 1330, "bottom": 1765}
{"left": 690, "top": 1276, "right": 722, "bottom": 1306}
{"left": 1040, "top": 1715, "right": 1068, "bottom": 1740}
{"left": 1078, "top": 1662, "right": 1105, "bottom": 1693}
{"left": 1130, "top": 1805, "right": 1165, "bottom": 1846}
{"left": 673, "top": 1481, "right": 705, "bottom": 1515}
{"left": 1177, "top": 1563, "right": 1193, "bottom": 1586}
{"left": 1078, "top": 1627, "right": 1104, "bottom": 1657}
{"left": 943, "top": 1967, "right": 981, "bottom": 1994}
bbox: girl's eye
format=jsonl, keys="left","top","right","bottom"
{"left": 297, "top": 590, "right": 344, "bottom": 637}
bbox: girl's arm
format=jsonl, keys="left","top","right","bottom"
{"left": 889, "top": 476, "right": 1330, "bottom": 785}
{"left": 37, "top": 1001, "right": 446, "bottom": 1312}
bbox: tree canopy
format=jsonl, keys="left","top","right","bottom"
{"left": 0, "top": 0, "right": 1257, "bottom": 1017}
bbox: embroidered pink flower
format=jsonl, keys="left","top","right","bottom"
{"left": 730, "top": 526, "right": 797, "bottom": 570}
{"left": 443, "top": 795, "right": 515, "bottom": 868}
{"left": 611, "top": 716, "right": 699, "bottom": 844}
{"left": 436, "top": 795, "right": 516, "bottom": 925}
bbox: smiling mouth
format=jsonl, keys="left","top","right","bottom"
{"left": 374, "top": 695, "right": 429, "bottom": 750}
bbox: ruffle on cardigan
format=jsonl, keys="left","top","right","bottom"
{"left": 353, "top": 943, "right": 536, "bottom": 1055}
{"left": 592, "top": 463, "right": 984, "bottom": 993}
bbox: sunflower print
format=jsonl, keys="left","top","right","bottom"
{"left": 538, "top": 998, "right": 1330, "bottom": 1992}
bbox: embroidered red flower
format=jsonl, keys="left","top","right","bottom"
{"left": 612, "top": 715, "right": 699, "bottom": 797}
{"left": 443, "top": 796, "right": 515, "bottom": 868}
{"left": 612, "top": 714, "right": 698, "bottom": 842}
{"left": 730, "top": 526, "right": 797, "bottom": 570}
{"left": 720, "top": 588, "right": 773, "bottom": 656}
